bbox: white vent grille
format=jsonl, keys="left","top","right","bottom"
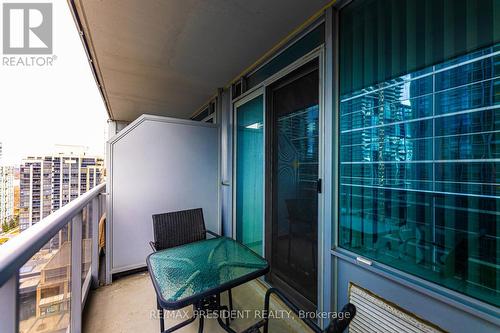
{"left": 349, "top": 284, "right": 446, "bottom": 333}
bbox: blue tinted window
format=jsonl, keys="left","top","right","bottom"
{"left": 235, "top": 96, "right": 264, "bottom": 255}
{"left": 339, "top": 0, "right": 500, "bottom": 307}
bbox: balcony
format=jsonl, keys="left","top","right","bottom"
{"left": 2, "top": 1, "right": 499, "bottom": 333}
{"left": 1, "top": 183, "right": 316, "bottom": 333}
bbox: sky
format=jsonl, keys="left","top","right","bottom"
{"left": 0, "top": 0, "right": 108, "bottom": 166}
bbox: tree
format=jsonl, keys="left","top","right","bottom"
{"left": 8, "top": 217, "right": 17, "bottom": 229}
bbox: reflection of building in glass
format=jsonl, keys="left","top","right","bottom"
{"left": 277, "top": 105, "right": 319, "bottom": 190}
{"left": 19, "top": 151, "right": 104, "bottom": 231}
{"left": 339, "top": 45, "right": 499, "bottom": 306}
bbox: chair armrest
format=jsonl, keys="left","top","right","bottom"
{"left": 263, "top": 288, "right": 322, "bottom": 333}
{"left": 204, "top": 230, "right": 221, "bottom": 238}
{"left": 149, "top": 241, "right": 157, "bottom": 252}
{"left": 254, "top": 288, "right": 356, "bottom": 333}
{"left": 241, "top": 288, "right": 318, "bottom": 333}
{"left": 325, "top": 303, "right": 356, "bottom": 333}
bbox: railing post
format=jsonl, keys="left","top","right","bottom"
{"left": 91, "top": 197, "right": 99, "bottom": 288}
{"left": 71, "top": 213, "right": 83, "bottom": 333}
{"left": 0, "top": 273, "right": 18, "bottom": 333}
{"left": 103, "top": 189, "right": 112, "bottom": 285}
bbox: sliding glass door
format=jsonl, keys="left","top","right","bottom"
{"left": 235, "top": 56, "right": 322, "bottom": 311}
{"left": 266, "top": 59, "right": 320, "bottom": 309}
{"left": 235, "top": 95, "right": 264, "bottom": 255}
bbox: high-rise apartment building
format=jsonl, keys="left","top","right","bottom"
{"left": 19, "top": 153, "right": 104, "bottom": 231}
{"left": 13, "top": 168, "right": 20, "bottom": 220}
{"left": 0, "top": 166, "right": 15, "bottom": 227}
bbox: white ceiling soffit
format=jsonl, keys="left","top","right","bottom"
{"left": 72, "top": 0, "right": 331, "bottom": 122}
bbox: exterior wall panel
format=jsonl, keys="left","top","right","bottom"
{"left": 108, "top": 115, "right": 220, "bottom": 274}
{"left": 335, "top": 256, "right": 499, "bottom": 333}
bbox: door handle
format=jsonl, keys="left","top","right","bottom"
{"left": 317, "top": 178, "right": 322, "bottom": 194}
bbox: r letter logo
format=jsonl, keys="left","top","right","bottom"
{"left": 3, "top": 3, "right": 53, "bottom": 54}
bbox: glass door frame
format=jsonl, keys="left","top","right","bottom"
{"left": 265, "top": 53, "right": 324, "bottom": 312}
{"left": 231, "top": 46, "right": 327, "bottom": 315}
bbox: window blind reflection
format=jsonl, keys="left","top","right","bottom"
{"left": 338, "top": 0, "right": 499, "bottom": 307}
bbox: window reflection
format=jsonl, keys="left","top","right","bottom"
{"left": 339, "top": 45, "right": 499, "bottom": 306}
{"left": 236, "top": 95, "right": 264, "bottom": 255}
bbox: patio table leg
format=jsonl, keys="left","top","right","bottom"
{"left": 198, "top": 315, "right": 204, "bottom": 333}
{"left": 214, "top": 293, "right": 237, "bottom": 333}
{"left": 216, "top": 315, "right": 237, "bottom": 333}
{"left": 157, "top": 298, "right": 165, "bottom": 333}
{"left": 162, "top": 306, "right": 197, "bottom": 333}
{"left": 228, "top": 289, "right": 233, "bottom": 314}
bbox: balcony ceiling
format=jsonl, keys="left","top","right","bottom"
{"left": 72, "top": 0, "right": 331, "bottom": 122}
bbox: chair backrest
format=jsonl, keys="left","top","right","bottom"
{"left": 152, "top": 208, "right": 206, "bottom": 251}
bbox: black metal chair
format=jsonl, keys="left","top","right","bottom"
{"left": 150, "top": 208, "right": 233, "bottom": 333}
{"left": 242, "top": 288, "right": 356, "bottom": 333}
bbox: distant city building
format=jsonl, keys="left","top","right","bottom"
{"left": 13, "top": 168, "right": 20, "bottom": 220}
{"left": 19, "top": 147, "right": 104, "bottom": 231}
{"left": 0, "top": 166, "right": 15, "bottom": 226}
{"left": 36, "top": 239, "right": 91, "bottom": 319}
{"left": 17, "top": 147, "right": 103, "bottom": 330}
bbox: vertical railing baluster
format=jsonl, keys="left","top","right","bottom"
{"left": 0, "top": 273, "right": 19, "bottom": 333}
{"left": 91, "top": 197, "right": 99, "bottom": 288}
{"left": 71, "top": 213, "right": 83, "bottom": 333}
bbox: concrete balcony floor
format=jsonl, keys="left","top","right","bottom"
{"left": 83, "top": 272, "right": 313, "bottom": 333}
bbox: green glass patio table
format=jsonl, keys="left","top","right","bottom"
{"left": 147, "top": 236, "right": 269, "bottom": 310}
